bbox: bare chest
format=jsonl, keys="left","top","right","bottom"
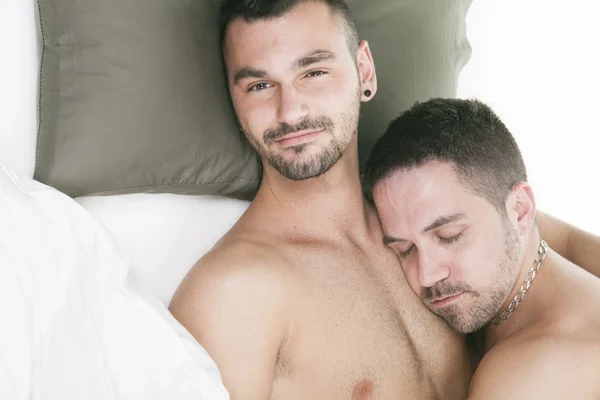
{"left": 271, "top": 249, "right": 469, "bottom": 400}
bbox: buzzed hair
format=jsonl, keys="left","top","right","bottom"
{"left": 364, "top": 98, "right": 528, "bottom": 214}
{"left": 219, "top": 0, "right": 360, "bottom": 61}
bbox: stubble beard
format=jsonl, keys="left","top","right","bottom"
{"left": 244, "top": 89, "right": 361, "bottom": 181}
{"left": 423, "top": 221, "right": 522, "bottom": 334}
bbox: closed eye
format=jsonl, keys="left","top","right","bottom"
{"left": 438, "top": 232, "right": 463, "bottom": 245}
{"left": 398, "top": 245, "right": 415, "bottom": 259}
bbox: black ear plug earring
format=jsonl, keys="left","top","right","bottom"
{"left": 364, "top": 89, "right": 372, "bottom": 97}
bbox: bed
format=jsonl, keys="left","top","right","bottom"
{"left": 0, "top": 0, "right": 472, "bottom": 398}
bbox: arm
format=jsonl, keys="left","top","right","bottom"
{"left": 169, "top": 251, "right": 289, "bottom": 400}
{"left": 537, "top": 210, "right": 600, "bottom": 278}
{"left": 467, "top": 338, "right": 600, "bottom": 399}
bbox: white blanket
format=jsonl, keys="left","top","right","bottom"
{"left": 0, "top": 162, "right": 229, "bottom": 399}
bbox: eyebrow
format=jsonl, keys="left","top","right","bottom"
{"left": 382, "top": 213, "right": 466, "bottom": 245}
{"left": 233, "top": 67, "right": 268, "bottom": 86}
{"left": 290, "top": 50, "right": 336, "bottom": 71}
{"left": 232, "top": 50, "right": 336, "bottom": 86}
{"left": 423, "top": 213, "right": 466, "bottom": 233}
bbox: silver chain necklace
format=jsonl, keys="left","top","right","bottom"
{"left": 488, "top": 239, "right": 549, "bottom": 327}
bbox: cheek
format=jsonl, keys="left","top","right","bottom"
{"left": 455, "top": 234, "right": 502, "bottom": 286}
{"left": 232, "top": 91, "right": 272, "bottom": 127}
{"left": 319, "top": 74, "right": 355, "bottom": 96}
{"left": 311, "top": 72, "right": 359, "bottom": 110}
{"left": 247, "top": 106, "right": 267, "bottom": 131}
{"left": 240, "top": 103, "right": 274, "bottom": 140}
{"left": 455, "top": 252, "right": 484, "bottom": 285}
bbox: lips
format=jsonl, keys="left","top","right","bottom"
{"left": 276, "top": 129, "right": 319, "bottom": 140}
{"left": 275, "top": 129, "right": 325, "bottom": 147}
{"left": 430, "top": 292, "right": 465, "bottom": 307}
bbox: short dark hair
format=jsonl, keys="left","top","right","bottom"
{"left": 363, "top": 98, "right": 528, "bottom": 214}
{"left": 219, "top": 0, "right": 359, "bottom": 62}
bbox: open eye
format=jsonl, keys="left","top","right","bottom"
{"left": 305, "top": 70, "right": 327, "bottom": 78}
{"left": 248, "top": 82, "right": 273, "bottom": 92}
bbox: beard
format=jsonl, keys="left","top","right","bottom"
{"left": 421, "top": 220, "right": 522, "bottom": 334}
{"left": 243, "top": 89, "right": 361, "bottom": 181}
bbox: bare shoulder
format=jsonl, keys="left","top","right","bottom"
{"left": 169, "top": 235, "right": 296, "bottom": 328}
{"left": 168, "top": 236, "right": 297, "bottom": 398}
{"left": 468, "top": 333, "right": 600, "bottom": 399}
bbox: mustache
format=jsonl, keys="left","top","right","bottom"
{"left": 263, "top": 116, "right": 335, "bottom": 143}
{"left": 421, "top": 280, "right": 479, "bottom": 301}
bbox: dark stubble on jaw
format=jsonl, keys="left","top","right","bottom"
{"left": 244, "top": 115, "right": 349, "bottom": 181}
{"left": 256, "top": 88, "right": 361, "bottom": 181}
{"left": 421, "top": 222, "right": 522, "bottom": 334}
{"left": 263, "top": 116, "right": 334, "bottom": 144}
{"left": 263, "top": 114, "right": 350, "bottom": 180}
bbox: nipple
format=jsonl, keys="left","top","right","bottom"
{"left": 352, "top": 379, "right": 374, "bottom": 399}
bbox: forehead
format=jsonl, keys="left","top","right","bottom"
{"left": 224, "top": 2, "right": 348, "bottom": 71}
{"left": 373, "top": 162, "right": 479, "bottom": 229}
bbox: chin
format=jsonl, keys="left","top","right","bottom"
{"left": 267, "top": 148, "right": 343, "bottom": 180}
{"left": 436, "top": 307, "right": 488, "bottom": 334}
{"left": 452, "top": 319, "right": 488, "bottom": 334}
{"left": 268, "top": 159, "right": 333, "bottom": 181}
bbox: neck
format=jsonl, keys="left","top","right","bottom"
{"left": 484, "top": 229, "right": 546, "bottom": 349}
{"left": 251, "top": 139, "right": 374, "bottom": 241}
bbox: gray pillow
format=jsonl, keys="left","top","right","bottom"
{"left": 35, "top": 0, "right": 261, "bottom": 199}
{"left": 34, "top": 0, "right": 471, "bottom": 197}
{"left": 347, "top": 0, "right": 473, "bottom": 167}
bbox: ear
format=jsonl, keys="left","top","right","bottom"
{"left": 356, "top": 40, "right": 377, "bottom": 102}
{"left": 507, "top": 182, "right": 537, "bottom": 236}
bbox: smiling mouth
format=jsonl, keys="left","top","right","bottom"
{"left": 275, "top": 129, "right": 325, "bottom": 147}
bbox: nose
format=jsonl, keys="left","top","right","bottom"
{"left": 277, "top": 85, "right": 309, "bottom": 126}
{"left": 416, "top": 250, "right": 450, "bottom": 289}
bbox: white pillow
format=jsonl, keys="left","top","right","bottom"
{"left": 76, "top": 194, "right": 249, "bottom": 306}
{"left": 0, "top": 162, "right": 229, "bottom": 400}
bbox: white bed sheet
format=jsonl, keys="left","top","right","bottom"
{"left": 0, "top": 3, "right": 247, "bottom": 396}
{"left": 0, "top": 0, "right": 251, "bottom": 307}
{"left": 0, "top": 161, "right": 229, "bottom": 400}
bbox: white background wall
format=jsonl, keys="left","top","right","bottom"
{"left": 458, "top": 0, "right": 600, "bottom": 235}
